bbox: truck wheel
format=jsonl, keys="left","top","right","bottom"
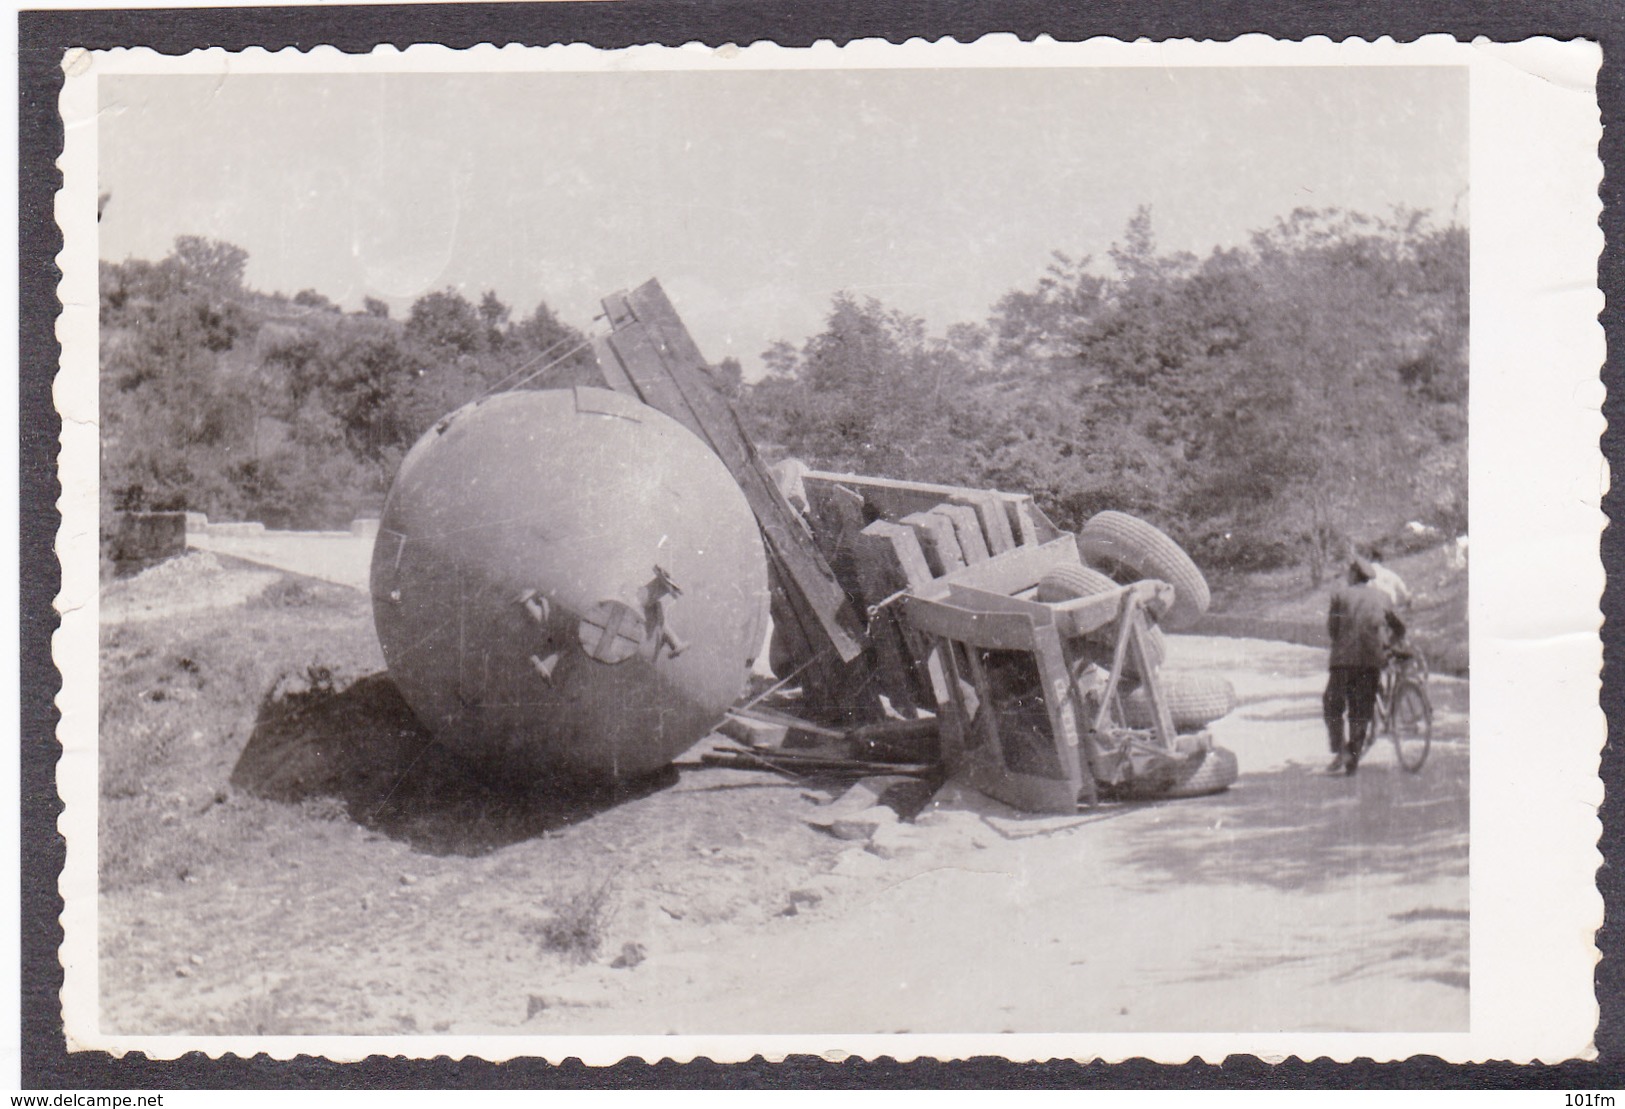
{"left": 1039, "top": 563, "right": 1165, "bottom": 675}
{"left": 1147, "top": 745, "right": 1238, "bottom": 799}
{"left": 1120, "top": 673, "right": 1237, "bottom": 731}
{"left": 1035, "top": 562, "right": 1117, "bottom": 603}
{"left": 1076, "top": 511, "right": 1210, "bottom": 630}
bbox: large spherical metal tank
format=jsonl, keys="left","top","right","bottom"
{"left": 371, "top": 386, "right": 769, "bottom": 784}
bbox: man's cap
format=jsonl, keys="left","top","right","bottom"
{"left": 1350, "top": 557, "right": 1376, "bottom": 582}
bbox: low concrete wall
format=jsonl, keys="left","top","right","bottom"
{"left": 206, "top": 521, "right": 267, "bottom": 538}
{"left": 350, "top": 517, "right": 380, "bottom": 539}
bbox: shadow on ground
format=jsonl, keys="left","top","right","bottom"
{"left": 1114, "top": 747, "right": 1469, "bottom": 895}
{"left": 231, "top": 672, "right": 676, "bottom": 856}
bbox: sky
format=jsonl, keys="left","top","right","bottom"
{"left": 98, "top": 65, "right": 1467, "bottom": 376}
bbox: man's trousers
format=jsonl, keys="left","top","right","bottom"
{"left": 1323, "top": 666, "right": 1381, "bottom": 754}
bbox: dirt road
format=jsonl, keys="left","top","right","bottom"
{"left": 512, "top": 635, "right": 1470, "bottom": 1036}
{"left": 97, "top": 553, "right": 1468, "bottom": 1039}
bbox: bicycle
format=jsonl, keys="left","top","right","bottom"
{"left": 1359, "top": 643, "right": 1434, "bottom": 772}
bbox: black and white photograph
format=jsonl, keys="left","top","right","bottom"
{"left": 50, "top": 36, "right": 1602, "bottom": 1063}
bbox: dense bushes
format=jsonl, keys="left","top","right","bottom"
{"left": 103, "top": 209, "right": 1466, "bottom": 582}
{"left": 100, "top": 239, "right": 594, "bottom": 530}
{"left": 740, "top": 207, "right": 1468, "bottom": 581}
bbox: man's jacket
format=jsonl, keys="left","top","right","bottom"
{"left": 1327, "top": 582, "right": 1406, "bottom": 669}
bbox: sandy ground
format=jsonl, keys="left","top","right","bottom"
{"left": 97, "top": 537, "right": 1469, "bottom": 1037}
{"left": 518, "top": 634, "right": 1470, "bottom": 1036}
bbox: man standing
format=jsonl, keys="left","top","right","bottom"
{"left": 1324, "top": 557, "right": 1407, "bottom": 774}
{"left": 1364, "top": 546, "right": 1413, "bottom": 610}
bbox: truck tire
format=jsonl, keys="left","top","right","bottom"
{"left": 1122, "top": 745, "right": 1238, "bottom": 800}
{"left": 1076, "top": 511, "right": 1210, "bottom": 630}
{"left": 1039, "top": 563, "right": 1165, "bottom": 674}
{"left": 1120, "top": 673, "right": 1237, "bottom": 731}
{"left": 1035, "top": 562, "right": 1117, "bottom": 604}
{"left": 1038, "top": 557, "right": 1176, "bottom": 621}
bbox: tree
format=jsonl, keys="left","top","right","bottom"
{"left": 168, "top": 235, "right": 249, "bottom": 291}
{"left": 478, "top": 290, "right": 511, "bottom": 350}
{"left": 405, "top": 288, "right": 485, "bottom": 356}
{"left": 1185, "top": 208, "right": 1463, "bottom": 580}
{"left": 741, "top": 293, "right": 984, "bottom": 483}
{"left": 362, "top": 296, "right": 391, "bottom": 319}
{"left": 293, "top": 288, "right": 339, "bottom": 313}
{"left": 260, "top": 319, "right": 421, "bottom": 464}
{"left": 502, "top": 301, "right": 596, "bottom": 388}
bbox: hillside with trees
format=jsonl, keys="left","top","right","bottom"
{"left": 99, "top": 236, "right": 597, "bottom": 530}
{"left": 743, "top": 207, "right": 1467, "bottom": 582}
{"left": 101, "top": 207, "right": 1465, "bottom": 585}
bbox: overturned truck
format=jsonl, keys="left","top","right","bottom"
{"left": 370, "top": 278, "right": 1238, "bottom": 812}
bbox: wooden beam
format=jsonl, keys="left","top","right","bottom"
{"left": 914, "top": 536, "right": 1080, "bottom": 601}
{"left": 901, "top": 511, "right": 966, "bottom": 578}
{"left": 950, "top": 492, "right": 1016, "bottom": 555}
{"left": 595, "top": 280, "right": 867, "bottom": 670}
{"left": 932, "top": 503, "right": 990, "bottom": 564}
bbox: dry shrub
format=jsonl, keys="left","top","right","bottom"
{"left": 526, "top": 879, "right": 617, "bottom": 964}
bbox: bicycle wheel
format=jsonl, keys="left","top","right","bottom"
{"left": 1387, "top": 681, "right": 1433, "bottom": 771}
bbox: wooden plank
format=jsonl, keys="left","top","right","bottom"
{"left": 901, "top": 511, "right": 965, "bottom": 578}
{"left": 950, "top": 492, "right": 1015, "bottom": 555}
{"left": 1046, "top": 590, "right": 1126, "bottom": 639}
{"left": 1006, "top": 497, "right": 1040, "bottom": 547}
{"left": 803, "top": 470, "right": 1062, "bottom": 548}
{"left": 917, "top": 535, "right": 1080, "bottom": 601}
{"left": 855, "top": 520, "right": 947, "bottom": 708}
{"left": 622, "top": 280, "right": 715, "bottom": 384}
{"left": 932, "top": 503, "right": 990, "bottom": 564}
{"left": 598, "top": 282, "right": 866, "bottom": 667}
{"left": 803, "top": 471, "right": 1019, "bottom": 535}
{"left": 901, "top": 596, "right": 1046, "bottom": 652}
{"left": 944, "top": 583, "right": 1054, "bottom": 624}
{"left": 1023, "top": 497, "right": 1066, "bottom": 543}
{"left": 805, "top": 469, "right": 1034, "bottom": 507}
{"left": 1031, "top": 620, "right": 1089, "bottom": 803}
{"left": 591, "top": 336, "right": 636, "bottom": 395}
{"left": 856, "top": 520, "right": 935, "bottom": 592}
{"left": 604, "top": 324, "right": 706, "bottom": 439}
{"left": 1126, "top": 606, "right": 1177, "bottom": 749}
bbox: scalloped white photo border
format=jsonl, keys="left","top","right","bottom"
{"left": 52, "top": 34, "right": 1606, "bottom": 1065}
